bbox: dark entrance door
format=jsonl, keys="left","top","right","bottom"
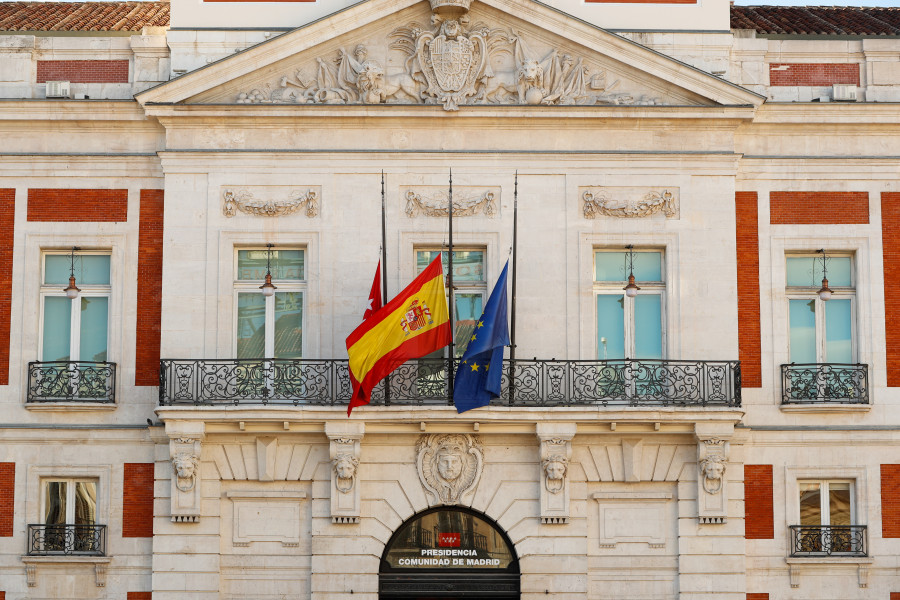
{"left": 379, "top": 507, "right": 520, "bottom": 600}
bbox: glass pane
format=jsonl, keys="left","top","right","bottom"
{"left": 274, "top": 292, "right": 302, "bottom": 359}
{"left": 787, "top": 256, "right": 851, "bottom": 287}
{"left": 416, "top": 250, "right": 484, "bottom": 282}
{"left": 384, "top": 509, "right": 515, "bottom": 570}
{"left": 596, "top": 295, "right": 625, "bottom": 360}
{"left": 45, "top": 254, "right": 110, "bottom": 286}
{"left": 43, "top": 481, "right": 67, "bottom": 524}
{"left": 789, "top": 299, "right": 817, "bottom": 363}
{"left": 237, "top": 249, "right": 304, "bottom": 281}
{"left": 799, "top": 482, "right": 822, "bottom": 526}
{"left": 42, "top": 297, "right": 72, "bottom": 361}
{"left": 595, "top": 251, "right": 661, "bottom": 282}
{"left": 634, "top": 294, "right": 663, "bottom": 359}
{"left": 829, "top": 482, "right": 852, "bottom": 526}
{"left": 74, "top": 482, "right": 97, "bottom": 526}
{"left": 825, "top": 299, "right": 852, "bottom": 363}
{"left": 237, "top": 293, "right": 266, "bottom": 358}
{"left": 79, "top": 297, "right": 108, "bottom": 362}
{"left": 454, "top": 293, "right": 483, "bottom": 357}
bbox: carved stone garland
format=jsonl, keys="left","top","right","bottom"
{"left": 582, "top": 187, "right": 678, "bottom": 219}
{"left": 417, "top": 433, "right": 483, "bottom": 505}
{"left": 235, "top": 1, "right": 660, "bottom": 111}
{"left": 223, "top": 188, "right": 319, "bottom": 218}
{"left": 403, "top": 187, "right": 498, "bottom": 218}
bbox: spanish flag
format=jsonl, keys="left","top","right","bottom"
{"left": 346, "top": 254, "right": 452, "bottom": 415}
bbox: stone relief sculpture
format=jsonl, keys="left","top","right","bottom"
{"left": 173, "top": 451, "right": 200, "bottom": 492}
{"left": 234, "top": 0, "right": 660, "bottom": 110}
{"left": 542, "top": 454, "right": 568, "bottom": 494}
{"left": 223, "top": 188, "right": 319, "bottom": 218}
{"left": 700, "top": 453, "right": 726, "bottom": 495}
{"left": 404, "top": 187, "right": 497, "bottom": 218}
{"left": 417, "top": 433, "right": 483, "bottom": 504}
{"left": 582, "top": 188, "right": 678, "bottom": 219}
{"left": 332, "top": 453, "right": 359, "bottom": 494}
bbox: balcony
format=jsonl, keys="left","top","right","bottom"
{"left": 27, "top": 361, "right": 116, "bottom": 403}
{"left": 27, "top": 524, "right": 107, "bottom": 556}
{"left": 789, "top": 525, "right": 867, "bottom": 557}
{"left": 781, "top": 363, "right": 868, "bottom": 405}
{"left": 159, "top": 358, "right": 741, "bottom": 407}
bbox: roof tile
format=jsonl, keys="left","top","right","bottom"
{"left": 731, "top": 6, "right": 900, "bottom": 36}
{"left": 0, "top": 2, "right": 169, "bottom": 32}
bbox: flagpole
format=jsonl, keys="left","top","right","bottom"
{"left": 382, "top": 170, "right": 391, "bottom": 406}
{"left": 447, "top": 169, "right": 455, "bottom": 404}
{"left": 509, "top": 171, "right": 518, "bottom": 405}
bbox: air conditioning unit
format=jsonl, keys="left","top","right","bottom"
{"left": 832, "top": 84, "right": 858, "bottom": 102}
{"left": 45, "top": 81, "right": 71, "bottom": 99}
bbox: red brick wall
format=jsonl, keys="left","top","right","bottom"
{"left": 37, "top": 60, "right": 129, "bottom": 84}
{"left": 890, "top": 593, "right": 900, "bottom": 600}
{"left": 0, "top": 190, "right": 14, "bottom": 386}
{"left": 770, "top": 191, "right": 869, "bottom": 225}
{"left": 0, "top": 463, "right": 14, "bottom": 537}
{"left": 746, "top": 595, "right": 769, "bottom": 600}
{"left": 769, "top": 63, "right": 860, "bottom": 87}
{"left": 127, "top": 593, "right": 152, "bottom": 600}
{"left": 884, "top": 193, "right": 900, "bottom": 387}
{"left": 882, "top": 465, "right": 900, "bottom": 538}
{"left": 745, "top": 464, "right": 774, "bottom": 539}
{"left": 135, "top": 189, "right": 164, "bottom": 386}
{"left": 122, "top": 463, "right": 154, "bottom": 538}
{"left": 736, "top": 192, "right": 761, "bottom": 388}
{"left": 27, "top": 189, "right": 127, "bottom": 222}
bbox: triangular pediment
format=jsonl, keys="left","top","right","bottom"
{"left": 137, "top": 0, "right": 763, "bottom": 110}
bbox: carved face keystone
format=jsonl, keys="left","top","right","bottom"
{"left": 437, "top": 451, "right": 463, "bottom": 481}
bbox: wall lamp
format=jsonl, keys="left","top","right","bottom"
{"left": 63, "top": 246, "right": 81, "bottom": 300}
{"left": 259, "top": 243, "right": 277, "bottom": 297}
{"left": 816, "top": 248, "right": 833, "bottom": 301}
{"left": 623, "top": 245, "right": 640, "bottom": 298}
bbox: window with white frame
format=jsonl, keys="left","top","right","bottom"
{"left": 793, "top": 479, "right": 863, "bottom": 555}
{"left": 786, "top": 254, "right": 855, "bottom": 364}
{"left": 415, "top": 249, "right": 486, "bottom": 357}
{"left": 235, "top": 248, "right": 305, "bottom": 359}
{"left": 593, "top": 249, "right": 665, "bottom": 360}
{"left": 38, "top": 478, "right": 101, "bottom": 554}
{"left": 40, "top": 251, "right": 110, "bottom": 364}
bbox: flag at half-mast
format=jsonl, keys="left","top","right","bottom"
{"left": 453, "top": 261, "right": 510, "bottom": 413}
{"left": 362, "top": 261, "right": 382, "bottom": 321}
{"left": 346, "top": 254, "right": 452, "bottom": 415}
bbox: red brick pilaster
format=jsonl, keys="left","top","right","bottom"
{"left": 0, "top": 463, "right": 14, "bottom": 536}
{"left": 881, "top": 465, "right": 900, "bottom": 538}
{"left": 745, "top": 465, "right": 774, "bottom": 539}
{"left": 128, "top": 593, "right": 152, "bottom": 600}
{"left": 884, "top": 193, "right": 900, "bottom": 387}
{"left": 770, "top": 191, "right": 869, "bottom": 224}
{"left": 122, "top": 463, "right": 154, "bottom": 538}
{"left": 746, "top": 594, "right": 769, "bottom": 600}
{"left": 736, "top": 192, "right": 761, "bottom": 388}
{"left": 135, "top": 189, "right": 164, "bottom": 386}
{"left": 27, "top": 189, "right": 127, "bottom": 222}
{"left": 0, "top": 190, "right": 14, "bottom": 385}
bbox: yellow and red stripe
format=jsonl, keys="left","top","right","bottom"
{"left": 346, "top": 254, "right": 451, "bottom": 414}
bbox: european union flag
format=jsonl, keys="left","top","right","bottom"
{"left": 453, "top": 262, "right": 510, "bottom": 413}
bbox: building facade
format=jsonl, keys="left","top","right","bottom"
{"left": 0, "top": 0, "right": 899, "bottom": 598}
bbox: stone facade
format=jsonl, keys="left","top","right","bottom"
{"left": 0, "top": 0, "right": 899, "bottom": 599}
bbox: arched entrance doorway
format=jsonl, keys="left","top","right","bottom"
{"left": 379, "top": 506, "right": 520, "bottom": 600}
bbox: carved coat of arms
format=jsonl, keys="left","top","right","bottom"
{"left": 415, "top": 19, "right": 488, "bottom": 110}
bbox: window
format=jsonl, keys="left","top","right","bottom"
{"left": 786, "top": 254, "right": 854, "bottom": 364}
{"left": 32, "top": 478, "right": 103, "bottom": 555}
{"left": 40, "top": 252, "right": 110, "bottom": 364}
{"left": 415, "top": 249, "right": 485, "bottom": 357}
{"left": 594, "top": 250, "right": 664, "bottom": 360}
{"left": 235, "top": 248, "right": 305, "bottom": 359}
{"left": 792, "top": 480, "right": 864, "bottom": 555}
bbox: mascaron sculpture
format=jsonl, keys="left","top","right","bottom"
{"left": 417, "top": 433, "right": 484, "bottom": 504}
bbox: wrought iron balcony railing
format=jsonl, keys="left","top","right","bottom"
{"left": 781, "top": 363, "right": 868, "bottom": 405}
{"left": 27, "top": 361, "right": 116, "bottom": 403}
{"left": 789, "top": 525, "right": 867, "bottom": 557}
{"left": 159, "top": 358, "right": 740, "bottom": 407}
{"left": 27, "top": 524, "right": 107, "bottom": 556}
